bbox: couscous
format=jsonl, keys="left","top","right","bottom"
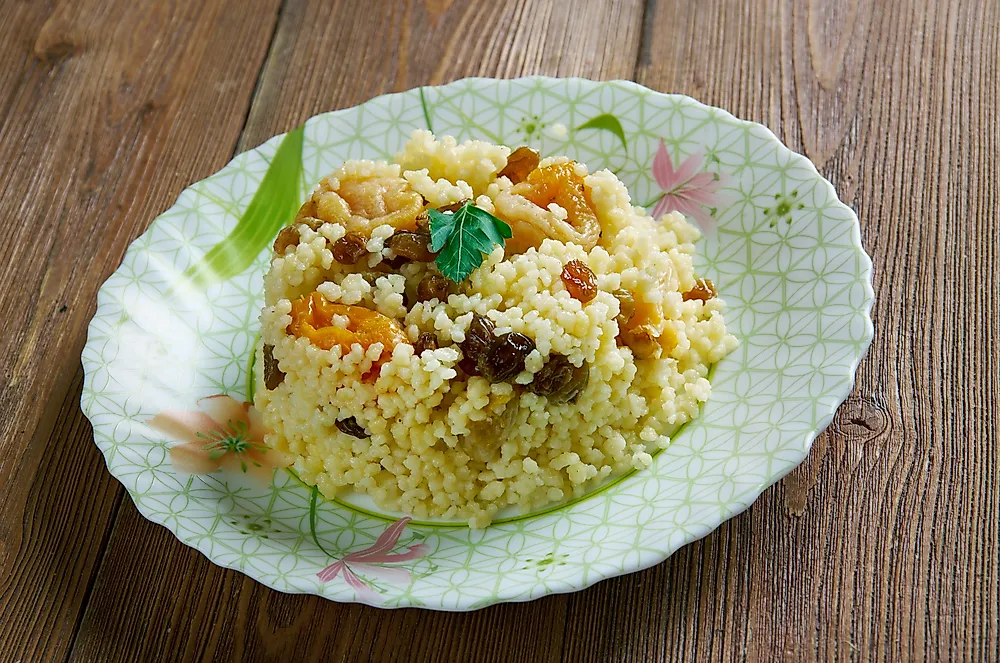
{"left": 255, "top": 131, "right": 737, "bottom": 527}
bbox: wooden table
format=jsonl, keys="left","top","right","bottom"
{"left": 2, "top": 0, "right": 996, "bottom": 660}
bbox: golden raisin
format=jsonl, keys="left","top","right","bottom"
{"left": 682, "top": 278, "right": 717, "bottom": 302}
{"left": 498, "top": 146, "right": 540, "bottom": 184}
{"left": 416, "top": 273, "right": 451, "bottom": 302}
{"left": 612, "top": 289, "right": 636, "bottom": 326}
{"left": 262, "top": 344, "right": 285, "bottom": 390}
{"left": 331, "top": 233, "right": 368, "bottom": 264}
{"left": 387, "top": 230, "right": 435, "bottom": 262}
{"left": 561, "top": 260, "right": 598, "bottom": 303}
{"left": 272, "top": 226, "right": 300, "bottom": 255}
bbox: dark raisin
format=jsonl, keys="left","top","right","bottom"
{"left": 612, "top": 289, "right": 635, "bottom": 326}
{"left": 416, "top": 273, "right": 451, "bottom": 302}
{"left": 331, "top": 233, "right": 368, "bottom": 264}
{"left": 479, "top": 332, "right": 536, "bottom": 383}
{"left": 527, "top": 355, "right": 589, "bottom": 403}
{"left": 682, "top": 278, "right": 717, "bottom": 302}
{"left": 387, "top": 230, "right": 435, "bottom": 262}
{"left": 561, "top": 260, "right": 598, "bottom": 303}
{"left": 459, "top": 313, "right": 495, "bottom": 376}
{"left": 526, "top": 355, "right": 573, "bottom": 396}
{"left": 437, "top": 199, "right": 471, "bottom": 213}
{"left": 263, "top": 344, "right": 285, "bottom": 390}
{"left": 554, "top": 362, "right": 589, "bottom": 403}
{"left": 336, "top": 417, "right": 368, "bottom": 439}
{"left": 413, "top": 332, "right": 438, "bottom": 356}
{"left": 498, "top": 146, "right": 540, "bottom": 184}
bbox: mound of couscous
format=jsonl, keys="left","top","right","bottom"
{"left": 255, "top": 131, "right": 737, "bottom": 527}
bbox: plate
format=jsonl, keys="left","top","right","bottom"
{"left": 82, "top": 77, "right": 874, "bottom": 610}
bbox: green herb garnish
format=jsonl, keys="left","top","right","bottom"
{"left": 428, "top": 202, "right": 512, "bottom": 283}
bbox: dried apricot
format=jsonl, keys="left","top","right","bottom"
{"left": 287, "top": 292, "right": 406, "bottom": 359}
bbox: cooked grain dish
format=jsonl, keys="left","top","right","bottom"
{"left": 255, "top": 131, "right": 737, "bottom": 527}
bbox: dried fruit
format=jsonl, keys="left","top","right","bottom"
{"left": 560, "top": 260, "right": 598, "bottom": 303}
{"left": 311, "top": 174, "right": 424, "bottom": 235}
{"left": 620, "top": 325, "right": 661, "bottom": 359}
{"left": 331, "top": 232, "right": 368, "bottom": 264}
{"left": 493, "top": 162, "right": 600, "bottom": 253}
{"left": 436, "top": 199, "right": 470, "bottom": 213}
{"left": 480, "top": 332, "right": 536, "bottom": 383}
{"left": 461, "top": 397, "right": 519, "bottom": 463}
{"left": 262, "top": 344, "right": 285, "bottom": 390}
{"left": 287, "top": 292, "right": 407, "bottom": 358}
{"left": 612, "top": 289, "right": 636, "bottom": 326}
{"left": 682, "top": 278, "right": 717, "bottom": 302}
{"left": 416, "top": 273, "right": 451, "bottom": 302}
{"left": 413, "top": 332, "right": 438, "bottom": 356}
{"left": 498, "top": 146, "right": 540, "bottom": 184}
{"left": 459, "top": 313, "right": 496, "bottom": 376}
{"left": 336, "top": 417, "right": 368, "bottom": 439}
{"left": 387, "top": 230, "right": 435, "bottom": 262}
{"left": 272, "top": 226, "right": 300, "bottom": 255}
{"left": 526, "top": 355, "right": 588, "bottom": 402}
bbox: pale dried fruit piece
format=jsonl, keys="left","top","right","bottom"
{"left": 461, "top": 397, "right": 519, "bottom": 463}
{"left": 620, "top": 325, "right": 661, "bottom": 359}
{"left": 612, "top": 289, "right": 636, "bottom": 326}
{"left": 682, "top": 278, "right": 717, "bottom": 302}
{"left": 299, "top": 173, "right": 424, "bottom": 237}
{"left": 492, "top": 162, "right": 601, "bottom": 253}
{"left": 498, "top": 146, "right": 540, "bottom": 184}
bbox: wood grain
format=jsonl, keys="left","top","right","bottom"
{"left": 0, "top": 0, "right": 283, "bottom": 660}
{"left": 0, "top": 0, "right": 996, "bottom": 660}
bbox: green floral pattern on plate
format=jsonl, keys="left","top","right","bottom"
{"left": 81, "top": 77, "right": 874, "bottom": 610}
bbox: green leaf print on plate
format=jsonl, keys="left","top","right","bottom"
{"left": 81, "top": 77, "right": 874, "bottom": 611}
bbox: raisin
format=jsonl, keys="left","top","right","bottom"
{"left": 682, "top": 278, "right": 717, "bottom": 302}
{"left": 498, "top": 146, "right": 540, "bottom": 184}
{"left": 262, "top": 344, "right": 285, "bottom": 390}
{"left": 413, "top": 332, "right": 438, "bottom": 356}
{"left": 527, "top": 355, "right": 589, "bottom": 403}
{"left": 437, "top": 199, "right": 471, "bottom": 213}
{"left": 621, "top": 325, "right": 660, "bottom": 359}
{"left": 480, "top": 332, "right": 536, "bottom": 383}
{"left": 272, "top": 226, "right": 300, "bottom": 255}
{"left": 387, "top": 230, "right": 435, "bottom": 262}
{"left": 336, "top": 417, "right": 368, "bottom": 439}
{"left": 561, "top": 260, "right": 598, "bottom": 303}
{"left": 416, "top": 273, "right": 451, "bottom": 302}
{"left": 331, "top": 233, "right": 368, "bottom": 264}
{"left": 459, "top": 313, "right": 495, "bottom": 376}
{"left": 612, "top": 289, "right": 635, "bottom": 326}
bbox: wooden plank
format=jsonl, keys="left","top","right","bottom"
{"left": 0, "top": 1, "right": 284, "bottom": 661}
{"left": 69, "top": 0, "right": 645, "bottom": 660}
{"left": 624, "top": 0, "right": 1000, "bottom": 660}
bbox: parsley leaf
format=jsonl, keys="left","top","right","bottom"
{"left": 428, "top": 202, "right": 512, "bottom": 282}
